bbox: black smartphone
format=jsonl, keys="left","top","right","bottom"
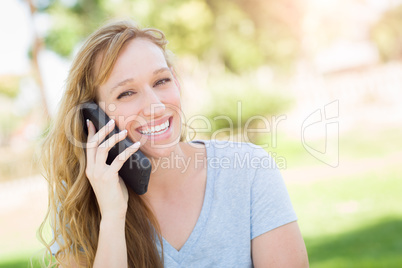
{"left": 81, "top": 101, "right": 151, "bottom": 195}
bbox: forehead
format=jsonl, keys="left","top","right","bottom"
{"left": 97, "top": 38, "right": 168, "bottom": 86}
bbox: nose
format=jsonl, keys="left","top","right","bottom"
{"left": 140, "top": 87, "right": 166, "bottom": 118}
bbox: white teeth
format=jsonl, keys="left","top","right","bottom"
{"left": 139, "top": 119, "right": 170, "bottom": 135}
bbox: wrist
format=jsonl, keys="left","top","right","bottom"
{"left": 100, "top": 213, "right": 127, "bottom": 226}
{"left": 100, "top": 205, "right": 127, "bottom": 221}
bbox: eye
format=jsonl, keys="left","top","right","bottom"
{"left": 117, "top": 91, "right": 136, "bottom": 99}
{"left": 154, "top": 78, "right": 171, "bottom": 87}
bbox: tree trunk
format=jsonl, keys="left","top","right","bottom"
{"left": 26, "top": 0, "right": 50, "bottom": 121}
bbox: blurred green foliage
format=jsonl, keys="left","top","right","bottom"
{"left": 42, "top": 0, "right": 110, "bottom": 57}
{"left": 205, "top": 72, "right": 292, "bottom": 134}
{"left": 35, "top": 0, "right": 300, "bottom": 135}
{"left": 371, "top": 3, "right": 402, "bottom": 62}
{"left": 39, "top": 0, "right": 302, "bottom": 73}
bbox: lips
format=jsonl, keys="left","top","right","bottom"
{"left": 135, "top": 116, "right": 172, "bottom": 135}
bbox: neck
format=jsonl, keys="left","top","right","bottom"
{"left": 145, "top": 142, "right": 192, "bottom": 193}
{"left": 142, "top": 141, "right": 206, "bottom": 199}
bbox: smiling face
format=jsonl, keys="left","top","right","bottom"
{"left": 95, "top": 38, "right": 182, "bottom": 158}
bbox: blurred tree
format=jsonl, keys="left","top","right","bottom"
{"left": 371, "top": 4, "right": 402, "bottom": 62}
{"left": 40, "top": 0, "right": 110, "bottom": 57}
{"left": 27, "top": 0, "right": 50, "bottom": 119}
{"left": 39, "top": 0, "right": 302, "bottom": 72}
{"left": 209, "top": 0, "right": 303, "bottom": 72}
{"left": 34, "top": 0, "right": 302, "bottom": 137}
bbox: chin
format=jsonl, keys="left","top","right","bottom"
{"left": 141, "top": 145, "right": 177, "bottom": 159}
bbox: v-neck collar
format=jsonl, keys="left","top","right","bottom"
{"left": 159, "top": 139, "right": 215, "bottom": 264}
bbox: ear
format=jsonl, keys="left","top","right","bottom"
{"left": 170, "top": 66, "right": 181, "bottom": 93}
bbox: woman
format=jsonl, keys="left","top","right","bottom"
{"left": 39, "top": 20, "right": 308, "bottom": 267}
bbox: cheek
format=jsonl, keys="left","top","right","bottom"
{"left": 164, "top": 92, "right": 182, "bottom": 124}
{"left": 165, "top": 89, "right": 181, "bottom": 108}
{"left": 111, "top": 106, "right": 142, "bottom": 131}
{"left": 98, "top": 101, "right": 126, "bottom": 128}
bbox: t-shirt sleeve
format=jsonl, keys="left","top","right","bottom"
{"left": 50, "top": 225, "right": 83, "bottom": 256}
{"left": 50, "top": 201, "right": 65, "bottom": 256}
{"left": 50, "top": 236, "right": 61, "bottom": 256}
{"left": 250, "top": 147, "right": 297, "bottom": 240}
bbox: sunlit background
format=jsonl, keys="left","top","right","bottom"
{"left": 0, "top": 0, "right": 401, "bottom": 267}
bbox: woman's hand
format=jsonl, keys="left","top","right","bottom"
{"left": 85, "top": 119, "right": 140, "bottom": 220}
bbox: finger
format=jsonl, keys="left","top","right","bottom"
{"left": 86, "top": 120, "right": 97, "bottom": 164}
{"left": 89, "top": 119, "right": 115, "bottom": 147}
{"left": 86, "top": 119, "right": 115, "bottom": 172}
{"left": 109, "top": 141, "right": 141, "bottom": 173}
{"left": 95, "top": 129, "right": 128, "bottom": 165}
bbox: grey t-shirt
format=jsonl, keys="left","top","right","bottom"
{"left": 156, "top": 139, "right": 297, "bottom": 267}
{"left": 51, "top": 139, "right": 297, "bottom": 267}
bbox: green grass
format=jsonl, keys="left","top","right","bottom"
{"left": 338, "top": 126, "right": 402, "bottom": 159}
{"left": 255, "top": 126, "right": 402, "bottom": 168}
{"left": 254, "top": 130, "right": 335, "bottom": 168}
{"left": 0, "top": 251, "right": 55, "bottom": 268}
{"left": 0, "top": 255, "right": 42, "bottom": 268}
{"left": 0, "top": 259, "right": 40, "bottom": 268}
{"left": 289, "top": 166, "right": 402, "bottom": 237}
{"left": 288, "top": 165, "right": 402, "bottom": 267}
{"left": 306, "top": 218, "right": 402, "bottom": 268}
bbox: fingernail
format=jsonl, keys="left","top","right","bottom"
{"left": 107, "top": 119, "right": 115, "bottom": 126}
{"left": 121, "top": 129, "right": 127, "bottom": 135}
{"left": 86, "top": 119, "right": 90, "bottom": 127}
{"left": 132, "top": 141, "right": 141, "bottom": 147}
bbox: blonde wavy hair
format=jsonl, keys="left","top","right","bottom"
{"left": 38, "top": 20, "right": 187, "bottom": 267}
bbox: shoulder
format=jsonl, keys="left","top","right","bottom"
{"left": 192, "top": 139, "right": 278, "bottom": 185}
{"left": 199, "top": 139, "right": 269, "bottom": 159}
{"left": 207, "top": 139, "right": 276, "bottom": 173}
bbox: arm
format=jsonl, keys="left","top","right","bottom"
{"left": 80, "top": 119, "right": 139, "bottom": 267}
{"left": 251, "top": 221, "right": 309, "bottom": 268}
{"left": 93, "top": 216, "right": 127, "bottom": 268}
{"left": 55, "top": 120, "right": 137, "bottom": 267}
{"left": 57, "top": 217, "right": 127, "bottom": 268}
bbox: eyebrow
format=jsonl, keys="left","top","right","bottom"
{"left": 110, "top": 67, "right": 171, "bottom": 93}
